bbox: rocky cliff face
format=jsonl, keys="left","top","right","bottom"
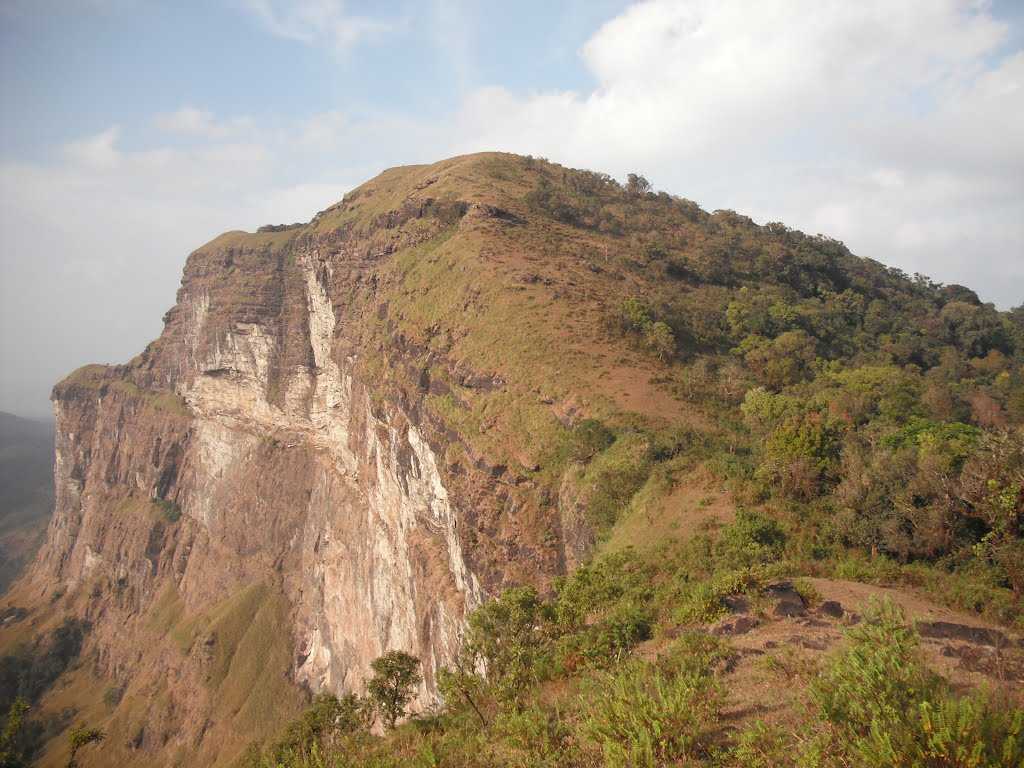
{"left": 12, "top": 154, "right": 581, "bottom": 766}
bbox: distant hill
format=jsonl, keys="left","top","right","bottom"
{"left": 0, "top": 411, "right": 53, "bottom": 592}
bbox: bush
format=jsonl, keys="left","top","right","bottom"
{"left": 555, "top": 602, "right": 652, "bottom": 671}
{"left": 581, "top": 655, "right": 721, "bottom": 767}
{"left": 643, "top": 321, "right": 676, "bottom": 361}
{"left": 462, "top": 587, "right": 554, "bottom": 700}
{"left": 812, "top": 597, "right": 1024, "bottom": 767}
{"left": 151, "top": 498, "right": 181, "bottom": 523}
{"left": 102, "top": 685, "right": 123, "bottom": 710}
{"left": 673, "top": 568, "right": 761, "bottom": 625}
{"left": 0, "top": 699, "right": 29, "bottom": 768}
{"left": 726, "top": 721, "right": 792, "bottom": 768}
{"left": 716, "top": 509, "right": 787, "bottom": 569}
{"left": 614, "top": 299, "right": 676, "bottom": 361}
{"left": 568, "top": 419, "right": 615, "bottom": 462}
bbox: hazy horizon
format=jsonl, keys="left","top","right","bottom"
{"left": 3, "top": 0, "right": 1023, "bottom": 418}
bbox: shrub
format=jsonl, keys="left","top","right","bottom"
{"left": 673, "top": 568, "right": 761, "bottom": 625}
{"left": 568, "top": 419, "right": 615, "bottom": 462}
{"left": 581, "top": 656, "right": 721, "bottom": 767}
{"left": 0, "top": 699, "right": 29, "bottom": 768}
{"left": 813, "top": 598, "right": 1024, "bottom": 767}
{"left": 726, "top": 721, "right": 792, "bottom": 768}
{"left": 277, "top": 693, "right": 368, "bottom": 761}
{"left": 643, "top": 321, "right": 676, "bottom": 361}
{"left": 614, "top": 299, "right": 676, "bottom": 361}
{"left": 462, "top": 587, "right": 553, "bottom": 700}
{"left": 102, "top": 685, "right": 123, "bottom": 710}
{"left": 554, "top": 552, "right": 652, "bottom": 629}
{"left": 66, "top": 725, "right": 104, "bottom": 768}
{"left": 152, "top": 498, "right": 181, "bottom": 523}
{"left": 716, "top": 509, "right": 787, "bottom": 569}
{"left": 555, "top": 602, "right": 652, "bottom": 671}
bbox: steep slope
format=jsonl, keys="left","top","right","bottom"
{"left": 0, "top": 412, "right": 54, "bottom": 593}
{"left": 1, "top": 153, "right": 1021, "bottom": 767}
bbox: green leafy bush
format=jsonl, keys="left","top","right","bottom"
{"left": 461, "top": 587, "right": 554, "bottom": 700}
{"left": 716, "top": 509, "right": 787, "bottom": 569}
{"left": 813, "top": 598, "right": 1024, "bottom": 767}
{"left": 580, "top": 654, "right": 721, "bottom": 767}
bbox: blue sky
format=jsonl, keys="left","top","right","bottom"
{"left": 1, "top": 0, "right": 1022, "bottom": 417}
{"left": 1, "top": 1, "right": 625, "bottom": 157}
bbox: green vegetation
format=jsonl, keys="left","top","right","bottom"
{"left": 581, "top": 655, "right": 721, "bottom": 767}
{"left": 0, "top": 618, "right": 86, "bottom": 714}
{"left": 367, "top": 652, "right": 422, "bottom": 730}
{"left": 61, "top": 365, "right": 188, "bottom": 416}
{"left": 812, "top": 599, "right": 1023, "bottom": 767}
{"left": 151, "top": 498, "right": 181, "bottom": 523}
{"left": 0, "top": 699, "right": 29, "bottom": 768}
{"left": 65, "top": 725, "right": 104, "bottom": 768}
{"left": 239, "top": 589, "right": 1022, "bottom": 767}
{"left": 0, "top": 619, "right": 88, "bottom": 766}
{"left": 615, "top": 298, "right": 677, "bottom": 361}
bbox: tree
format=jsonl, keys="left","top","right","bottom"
{"left": 644, "top": 321, "right": 676, "bottom": 362}
{"left": 367, "top": 651, "right": 421, "bottom": 729}
{"left": 0, "top": 699, "right": 29, "bottom": 768}
{"left": 66, "top": 726, "right": 103, "bottom": 768}
{"left": 625, "top": 173, "right": 651, "bottom": 196}
{"left": 461, "top": 586, "right": 552, "bottom": 700}
{"left": 959, "top": 432, "right": 1024, "bottom": 595}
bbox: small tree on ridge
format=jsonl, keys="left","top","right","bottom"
{"left": 367, "top": 651, "right": 421, "bottom": 729}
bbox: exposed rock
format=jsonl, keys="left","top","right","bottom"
{"left": 817, "top": 600, "right": 844, "bottom": 618}
{"left": 711, "top": 615, "right": 759, "bottom": 636}
{"left": 723, "top": 594, "right": 750, "bottom": 614}
{"left": 765, "top": 582, "right": 807, "bottom": 617}
{"left": 917, "top": 621, "right": 1016, "bottom": 648}
{"left": 940, "top": 643, "right": 1024, "bottom": 682}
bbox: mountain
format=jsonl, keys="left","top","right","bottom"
{"left": 1, "top": 153, "right": 1021, "bottom": 767}
{"left": 0, "top": 411, "right": 53, "bottom": 594}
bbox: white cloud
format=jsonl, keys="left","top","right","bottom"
{"left": 238, "top": 0, "right": 391, "bottom": 51}
{"left": 154, "top": 106, "right": 253, "bottom": 139}
{"left": 63, "top": 126, "right": 122, "bottom": 169}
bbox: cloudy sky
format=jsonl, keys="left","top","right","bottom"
{"left": 1, "top": 0, "right": 1022, "bottom": 417}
